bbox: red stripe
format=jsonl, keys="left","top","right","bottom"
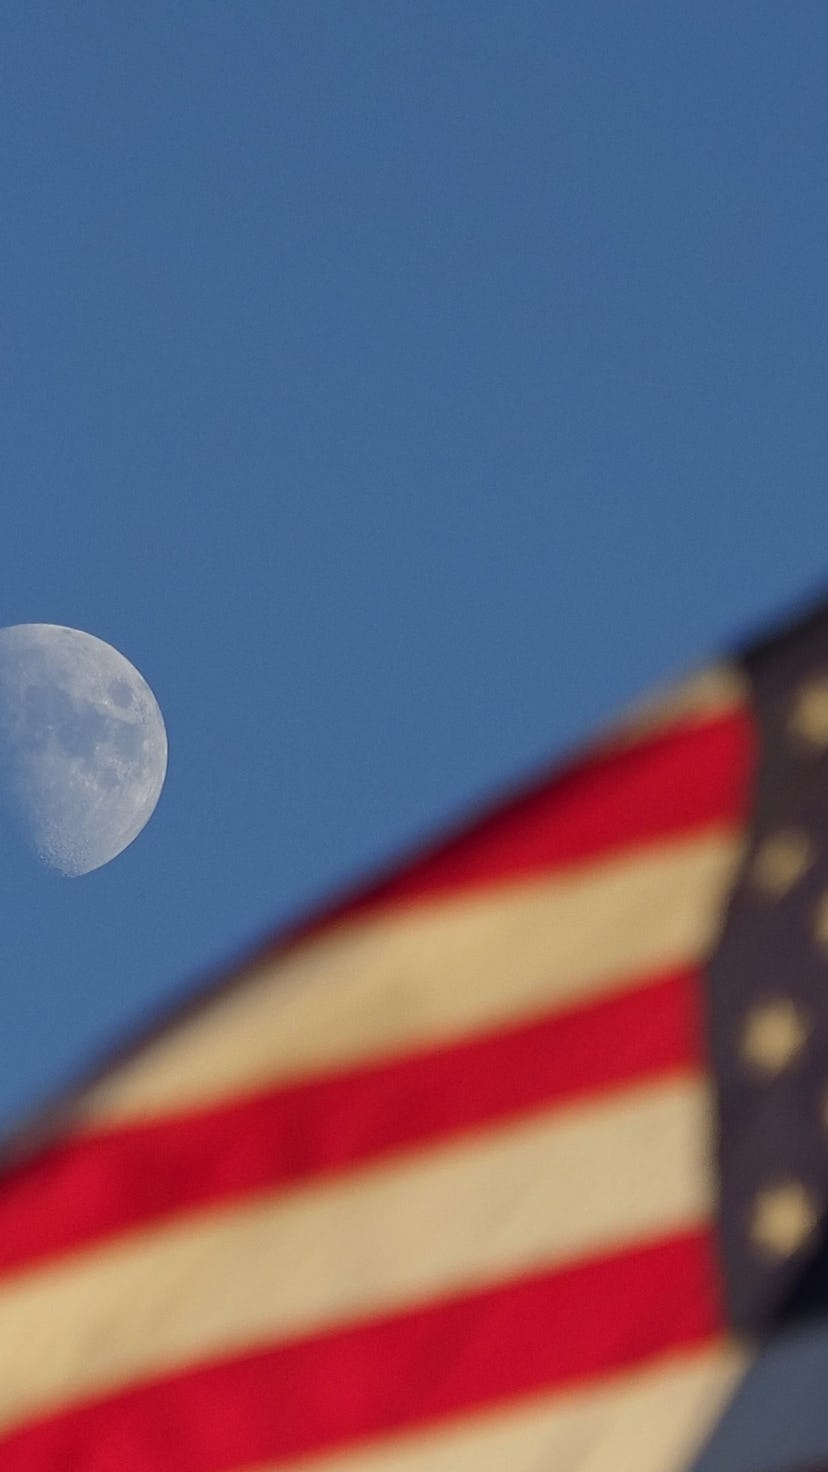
{"left": 0, "top": 1229, "right": 723, "bottom": 1472}
{"left": 326, "top": 711, "right": 753, "bottom": 923}
{"left": 0, "top": 968, "right": 702, "bottom": 1277}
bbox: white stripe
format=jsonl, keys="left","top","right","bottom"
{"left": 239, "top": 1345, "right": 748, "bottom": 1472}
{"left": 604, "top": 663, "right": 745, "bottom": 748}
{"left": 0, "top": 1076, "right": 711, "bottom": 1434}
{"left": 78, "top": 830, "right": 741, "bottom": 1126}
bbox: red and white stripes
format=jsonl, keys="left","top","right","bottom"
{"left": 0, "top": 665, "right": 755, "bottom": 1471}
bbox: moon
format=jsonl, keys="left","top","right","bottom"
{"left": 0, "top": 624, "right": 167, "bottom": 876}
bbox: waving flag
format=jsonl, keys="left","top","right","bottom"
{"left": 2, "top": 595, "right": 828, "bottom": 1470}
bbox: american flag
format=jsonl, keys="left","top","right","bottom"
{"left": 1, "top": 596, "right": 827, "bottom": 1471}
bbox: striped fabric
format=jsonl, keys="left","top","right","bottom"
{"left": 0, "top": 662, "right": 757, "bottom": 1471}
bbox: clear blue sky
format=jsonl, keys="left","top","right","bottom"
{"left": 6, "top": 10, "right": 828, "bottom": 1463}
{"left": 2, "top": 1, "right": 828, "bottom": 1137}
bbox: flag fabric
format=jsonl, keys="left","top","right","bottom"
{"left": 2, "top": 597, "right": 828, "bottom": 1471}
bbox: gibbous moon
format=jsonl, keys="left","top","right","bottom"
{"left": 0, "top": 624, "right": 167, "bottom": 876}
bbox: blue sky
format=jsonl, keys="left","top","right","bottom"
{"left": 2, "top": 1, "right": 828, "bottom": 1141}
{"left": 6, "top": 9, "right": 828, "bottom": 1464}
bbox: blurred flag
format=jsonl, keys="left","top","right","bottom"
{"left": 3, "top": 594, "right": 828, "bottom": 1470}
